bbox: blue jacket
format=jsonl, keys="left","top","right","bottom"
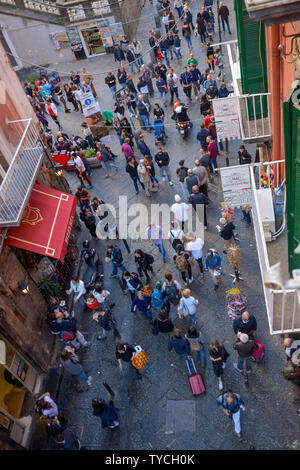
{"left": 180, "top": 71, "right": 192, "bottom": 86}
{"left": 205, "top": 253, "right": 222, "bottom": 270}
{"left": 160, "top": 38, "right": 169, "bottom": 51}
{"left": 218, "top": 87, "right": 229, "bottom": 98}
{"left": 189, "top": 67, "right": 201, "bottom": 83}
{"left": 203, "top": 78, "right": 217, "bottom": 89}
{"left": 156, "top": 78, "right": 166, "bottom": 93}
{"left": 52, "top": 315, "right": 77, "bottom": 333}
{"left": 131, "top": 295, "right": 151, "bottom": 312}
{"left": 197, "top": 128, "right": 210, "bottom": 147}
{"left": 93, "top": 401, "right": 119, "bottom": 429}
{"left": 216, "top": 393, "right": 244, "bottom": 414}
{"left": 137, "top": 139, "right": 151, "bottom": 156}
{"left": 168, "top": 336, "right": 191, "bottom": 356}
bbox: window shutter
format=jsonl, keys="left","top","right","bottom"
{"left": 234, "top": 0, "right": 268, "bottom": 119}
{"left": 283, "top": 89, "right": 300, "bottom": 274}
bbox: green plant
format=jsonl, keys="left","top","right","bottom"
{"left": 85, "top": 147, "right": 96, "bottom": 159}
{"left": 292, "top": 440, "right": 300, "bottom": 450}
{"left": 37, "top": 275, "right": 62, "bottom": 301}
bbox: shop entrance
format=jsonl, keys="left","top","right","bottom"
{"left": 81, "top": 26, "right": 105, "bottom": 56}
{"left": 0, "top": 337, "right": 41, "bottom": 447}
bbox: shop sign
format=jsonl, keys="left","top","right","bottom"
{"left": 212, "top": 96, "right": 241, "bottom": 141}
{"left": 66, "top": 26, "right": 83, "bottom": 51}
{"left": 49, "top": 31, "right": 70, "bottom": 50}
{"left": 98, "top": 19, "right": 113, "bottom": 46}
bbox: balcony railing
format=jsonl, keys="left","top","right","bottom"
{"left": 0, "top": 118, "right": 44, "bottom": 227}
{"left": 215, "top": 39, "right": 272, "bottom": 143}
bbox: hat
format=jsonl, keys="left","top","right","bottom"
{"left": 179, "top": 160, "right": 185, "bottom": 165}
{"left": 239, "top": 333, "right": 249, "bottom": 344}
{"left": 155, "top": 280, "right": 162, "bottom": 289}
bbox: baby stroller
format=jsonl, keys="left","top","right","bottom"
{"left": 153, "top": 118, "right": 167, "bottom": 145}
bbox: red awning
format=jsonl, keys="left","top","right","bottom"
{"left": 6, "top": 183, "right": 77, "bottom": 262}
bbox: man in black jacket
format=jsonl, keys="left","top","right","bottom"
{"left": 80, "top": 207, "right": 98, "bottom": 240}
{"left": 188, "top": 185, "right": 208, "bottom": 228}
{"left": 106, "top": 245, "right": 126, "bottom": 277}
{"left": 154, "top": 147, "right": 174, "bottom": 186}
{"left": 93, "top": 307, "right": 114, "bottom": 340}
{"left": 126, "top": 45, "right": 140, "bottom": 73}
{"left": 219, "top": 218, "right": 236, "bottom": 252}
{"left": 105, "top": 72, "right": 117, "bottom": 99}
{"left": 186, "top": 169, "right": 199, "bottom": 194}
{"left": 233, "top": 311, "right": 257, "bottom": 339}
{"left": 126, "top": 75, "right": 138, "bottom": 100}
{"left": 218, "top": 2, "right": 231, "bottom": 34}
{"left": 154, "top": 61, "right": 167, "bottom": 84}
{"left": 51, "top": 309, "right": 91, "bottom": 348}
{"left": 238, "top": 145, "right": 252, "bottom": 165}
{"left": 114, "top": 44, "right": 125, "bottom": 65}
{"left": 134, "top": 249, "right": 154, "bottom": 282}
{"left": 126, "top": 156, "right": 145, "bottom": 194}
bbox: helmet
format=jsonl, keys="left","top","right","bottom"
{"left": 174, "top": 102, "right": 182, "bottom": 114}
{"left": 83, "top": 240, "right": 90, "bottom": 249}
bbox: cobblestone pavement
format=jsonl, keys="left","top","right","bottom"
{"left": 30, "top": 0, "right": 300, "bottom": 450}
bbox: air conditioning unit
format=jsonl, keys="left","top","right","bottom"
{"left": 256, "top": 188, "right": 275, "bottom": 242}
{"left": 244, "top": 0, "right": 300, "bottom": 25}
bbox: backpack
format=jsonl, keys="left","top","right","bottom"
{"left": 60, "top": 330, "right": 75, "bottom": 342}
{"left": 143, "top": 285, "right": 153, "bottom": 296}
{"left": 164, "top": 283, "right": 179, "bottom": 303}
{"left": 151, "top": 289, "right": 164, "bottom": 310}
{"left": 130, "top": 273, "right": 142, "bottom": 290}
{"left": 170, "top": 230, "right": 183, "bottom": 250}
{"left": 174, "top": 253, "right": 189, "bottom": 272}
{"left": 214, "top": 56, "right": 220, "bottom": 66}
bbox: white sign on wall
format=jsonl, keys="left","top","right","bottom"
{"left": 220, "top": 165, "right": 252, "bottom": 207}
{"left": 212, "top": 96, "right": 241, "bottom": 141}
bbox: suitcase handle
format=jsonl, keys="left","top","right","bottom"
{"left": 185, "top": 357, "right": 197, "bottom": 375}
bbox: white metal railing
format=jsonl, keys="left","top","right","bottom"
{"left": 218, "top": 40, "right": 272, "bottom": 143}
{"left": 0, "top": 118, "right": 44, "bottom": 227}
{"left": 249, "top": 161, "right": 300, "bottom": 334}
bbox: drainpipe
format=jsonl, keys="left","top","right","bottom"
{"left": 268, "top": 25, "right": 282, "bottom": 181}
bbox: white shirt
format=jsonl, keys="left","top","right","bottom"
{"left": 69, "top": 280, "right": 86, "bottom": 300}
{"left": 186, "top": 238, "right": 204, "bottom": 260}
{"left": 74, "top": 89, "right": 83, "bottom": 102}
{"left": 74, "top": 156, "right": 85, "bottom": 172}
{"left": 42, "top": 396, "right": 58, "bottom": 418}
{"left": 168, "top": 228, "right": 184, "bottom": 242}
{"left": 171, "top": 202, "right": 189, "bottom": 222}
{"left": 162, "top": 15, "right": 169, "bottom": 25}
{"left": 92, "top": 289, "right": 110, "bottom": 303}
{"left": 178, "top": 296, "right": 198, "bottom": 315}
{"left": 167, "top": 73, "right": 178, "bottom": 88}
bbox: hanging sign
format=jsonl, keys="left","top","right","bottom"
{"left": 80, "top": 91, "right": 101, "bottom": 117}
{"left": 220, "top": 165, "right": 252, "bottom": 207}
{"left": 212, "top": 96, "right": 241, "bottom": 141}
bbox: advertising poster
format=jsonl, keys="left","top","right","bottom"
{"left": 66, "top": 26, "right": 83, "bottom": 51}
{"left": 110, "top": 22, "right": 124, "bottom": 43}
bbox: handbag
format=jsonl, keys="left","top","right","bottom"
{"left": 131, "top": 345, "right": 149, "bottom": 370}
{"left": 164, "top": 86, "right": 169, "bottom": 94}
{"left": 214, "top": 57, "right": 220, "bottom": 66}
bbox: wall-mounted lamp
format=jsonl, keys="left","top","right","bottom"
{"left": 55, "top": 170, "right": 63, "bottom": 176}
{"left": 17, "top": 281, "right": 30, "bottom": 295}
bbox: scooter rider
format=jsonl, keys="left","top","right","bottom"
{"left": 171, "top": 102, "right": 193, "bottom": 128}
{"left": 81, "top": 240, "right": 96, "bottom": 266}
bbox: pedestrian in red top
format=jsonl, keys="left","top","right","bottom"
{"left": 121, "top": 138, "right": 135, "bottom": 159}
{"left": 204, "top": 114, "right": 213, "bottom": 129}
{"left": 46, "top": 100, "right": 62, "bottom": 130}
{"left": 207, "top": 136, "right": 218, "bottom": 175}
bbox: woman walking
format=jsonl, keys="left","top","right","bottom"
{"left": 152, "top": 308, "right": 174, "bottom": 341}
{"left": 60, "top": 346, "right": 92, "bottom": 386}
{"left": 186, "top": 325, "right": 205, "bottom": 365}
{"left": 209, "top": 338, "right": 229, "bottom": 390}
{"left": 92, "top": 398, "right": 120, "bottom": 429}
{"left": 177, "top": 288, "right": 198, "bottom": 325}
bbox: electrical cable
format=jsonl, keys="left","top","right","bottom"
{"left": 4, "top": 0, "right": 197, "bottom": 77}
{"left": 22, "top": 0, "right": 134, "bottom": 12}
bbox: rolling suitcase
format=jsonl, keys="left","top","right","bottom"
{"left": 185, "top": 358, "right": 206, "bottom": 396}
{"left": 251, "top": 339, "right": 265, "bottom": 362}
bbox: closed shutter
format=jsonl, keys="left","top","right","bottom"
{"left": 283, "top": 88, "right": 300, "bottom": 274}
{"left": 234, "top": 0, "right": 268, "bottom": 119}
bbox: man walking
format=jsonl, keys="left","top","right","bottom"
{"left": 189, "top": 185, "right": 208, "bottom": 228}
{"left": 176, "top": 160, "right": 189, "bottom": 200}
{"left": 126, "top": 157, "right": 145, "bottom": 195}
{"left": 171, "top": 194, "right": 190, "bottom": 230}
{"left": 186, "top": 232, "right": 205, "bottom": 277}
{"left": 204, "top": 249, "right": 222, "bottom": 290}
{"left": 137, "top": 95, "right": 152, "bottom": 131}
{"left": 106, "top": 245, "right": 126, "bottom": 278}
{"left": 105, "top": 72, "right": 117, "bottom": 100}
{"left": 146, "top": 224, "right": 166, "bottom": 263}
{"left": 180, "top": 67, "right": 192, "bottom": 103}
{"left": 218, "top": 2, "right": 231, "bottom": 34}
{"left": 154, "top": 147, "right": 174, "bottom": 186}
{"left": 197, "top": 123, "right": 210, "bottom": 150}
{"left": 233, "top": 311, "right": 257, "bottom": 339}
{"left": 216, "top": 391, "right": 245, "bottom": 440}
{"left": 167, "top": 68, "right": 179, "bottom": 105}
{"left": 233, "top": 332, "right": 258, "bottom": 376}
{"left": 134, "top": 249, "right": 154, "bottom": 282}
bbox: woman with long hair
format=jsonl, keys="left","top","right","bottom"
{"left": 209, "top": 338, "right": 229, "bottom": 391}
{"left": 64, "top": 83, "right": 79, "bottom": 112}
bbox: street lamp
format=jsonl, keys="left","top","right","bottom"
{"left": 17, "top": 281, "right": 30, "bottom": 295}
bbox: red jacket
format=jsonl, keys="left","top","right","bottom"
{"left": 208, "top": 140, "right": 217, "bottom": 159}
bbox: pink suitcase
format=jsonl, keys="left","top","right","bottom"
{"left": 252, "top": 339, "right": 265, "bottom": 361}
{"left": 186, "top": 358, "right": 206, "bottom": 395}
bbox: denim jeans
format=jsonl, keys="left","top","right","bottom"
{"left": 208, "top": 157, "right": 218, "bottom": 173}
{"left": 110, "top": 85, "right": 117, "bottom": 99}
{"left": 135, "top": 53, "right": 144, "bottom": 66}
{"left": 140, "top": 113, "right": 152, "bottom": 130}
{"left": 159, "top": 90, "right": 167, "bottom": 106}
{"left": 73, "top": 295, "right": 86, "bottom": 309}
{"left": 140, "top": 308, "right": 153, "bottom": 323}
{"left": 175, "top": 47, "right": 182, "bottom": 60}
{"left": 128, "top": 104, "right": 137, "bottom": 116}
{"left": 237, "top": 356, "right": 252, "bottom": 374}
{"left": 180, "top": 181, "right": 189, "bottom": 199}
{"left": 101, "top": 160, "right": 118, "bottom": 175}
{"left": 199, "top": 348, "right": 205, "bottom": 363}
{"left": 131, "top": 175, "right": 145, "bottom": 192}
{"left": 150, "top": 174, "right": 159, "bottom": 185}
{"left": 195, "top": 257, "right": 204, "bottom": 274}
{"left": 189, "top": 314, "right": 197, "bottom": 324}
{"left": 222, "top": 18, "right": 231, "bottom": 33}
{"left": 170, "top": 86, "right": 179, "bottom": 103}
{"left": 84, "top": 161, "right": 91, "bottom": 176}
{"left": 176, "top": 6, "right": 183, "bottom": 18}
{"left": 162, "top": 49, "right": 170, "bottom": 67}
{"left": 86, "top": 134, "right": 94, "bottom": 149}
{"left": 242, "top": 210, "right": 251, "bottom": 225}
{"left": 159, "top": 165, "right": 172, "bottom": 181}
{"left": 79, "top": 370, "right": 88, "bottom": 382}
{"left": 154, "top": 239, "right": 166, "bottom": 262}
{"left": 130, "top": 61, "right": 140, "bottom": 73}
{"left": 185, "top": 36, "right": 192, "bottom": 49}
{"left": 112, "top": 263, "right": 126, "bottom": 276}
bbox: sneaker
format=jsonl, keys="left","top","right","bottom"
{"left": 65, "top": 109, "right": 71, "bottom": 113}
{"left": 136, "top": 190, "right": 139, "bottom": 195}
{"left": 110, "top": 274, "right": 118, "bottom": 278}
{"left": 109, "top": 421, "right": 120, "bottom": 429}
{"left": 135, "top": 114, "right": 138, "bottom": 118}
{"left": 169, "top": 181, "right": 174, "bottom": 186}
{"left": 97, "top": 335, "right": 107, "bottom": 340}
{"left": 87, "top": 185, "right": 93, "bottom": 189}
{"left": 218, "top": 380, "right": 223, "bottom": 390}
{"left": 222, "top": 363, "right": 226, "bottom": 369}
{"left": 184, "top": 281, "right": 188, "bottom": 286}
{"left": 188, "top": 276, "right": 193, "bottom": 284}
{"left": 129, "top": 113, "right": 134, "bottom": 117}
{"left": 87, "top": 376, "right": 92, "bottom": 386}
{"left": 237, "top": 433, "right": 243, "bottom": 441}
{"left": 162, "top": 177, "right": 166, "bottom": 182}
{"left": 233, "top": 363, "right": 243, "bottom": 373}
{"left": 214, "top": 283, "right": 219, "bottom": 291}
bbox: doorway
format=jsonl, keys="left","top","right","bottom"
{"left": 81, "top": 26, "right": 105, "bottom": 56}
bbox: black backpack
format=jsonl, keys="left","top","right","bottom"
{"left": 170, "top": 230, "right": 183, "bottom": 250}
{"left": 129, "top": 273, "right": 142, "bottom": 290}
